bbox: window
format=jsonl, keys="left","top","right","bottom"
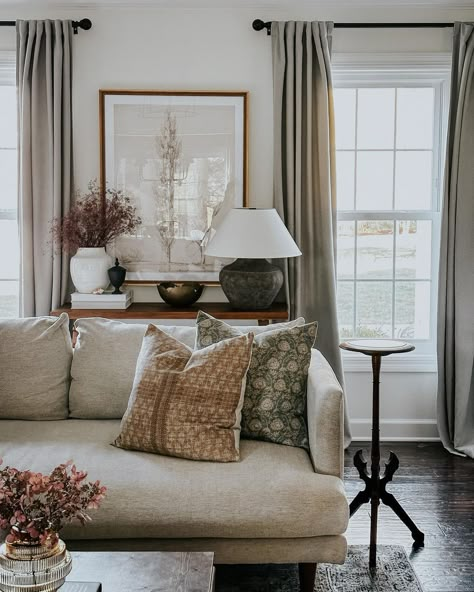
{"left": 0, "top": 52, "right": 18, "bottom": 317}
{"left": 333, "top": 56, "right": 450, "bottom": 361}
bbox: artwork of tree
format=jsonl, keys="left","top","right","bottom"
{"left": 103, "top": 92, "right": 246, "bottom": 281}
{"left": 154, "top": 111, "right": 184, "bottom": 267}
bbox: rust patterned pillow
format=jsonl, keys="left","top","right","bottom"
{"left": 196, "top": 312, "right": 317, "bottom": 450}
{"left": 113, "top": 324, "right": 254, "bottom": 462}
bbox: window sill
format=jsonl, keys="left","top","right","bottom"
{"left": 342, "top": 351, "right": 438, "bottom": 373}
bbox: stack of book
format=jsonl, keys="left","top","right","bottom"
{"left": 70, "top": 289, "right": 133, "bottom": 310}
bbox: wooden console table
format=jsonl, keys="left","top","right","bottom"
{"left": 51, "top": 302, "right": 289, "bottom": 326}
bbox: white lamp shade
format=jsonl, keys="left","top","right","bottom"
{"left": 205, "top": 208, "right": 302, "bottom": 259}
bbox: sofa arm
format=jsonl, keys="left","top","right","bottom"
{"left": 306, "top": 349, "right": 345, "bottom": 479}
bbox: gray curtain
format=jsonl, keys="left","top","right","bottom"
{"left": 17, "top": 20, "right": 72, "bottom": 317}
{"left": 272, "top": 21, "right": 352, "bottom": 445}
{"left": 437, "top": 22, "right": 474, "bottom": 458}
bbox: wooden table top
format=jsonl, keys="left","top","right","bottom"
{"left": 66, "top": 551, "right": 214, "bottom": 592}
{"left": 340, "top": 338, "right": 415, "bottom": 356}
{"left": 51, "top": 302, "right": 289, "bottom": 322}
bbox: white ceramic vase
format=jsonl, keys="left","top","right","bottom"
{"left": 70, "top": 247, "right": 112, "bottom": 294}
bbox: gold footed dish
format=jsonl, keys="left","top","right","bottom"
{"left": 157, "top": 281, "right": 204, "bottom": 306}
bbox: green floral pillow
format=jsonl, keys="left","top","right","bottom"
{"left": 195, "top": 311, "right": 317, "bottom": 449}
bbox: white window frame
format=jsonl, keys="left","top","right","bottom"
{"left": 0, "top": 51, "right": 18, "bottom": 315}
{"left": 332, "top": 53, "right": 451, "bottom": 373}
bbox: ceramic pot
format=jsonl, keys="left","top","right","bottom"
{"left": 0, "top": 538, "right": 72, "bottom": 592}
{"left": 70, "top": 247, "right": 112, "bottom": 293}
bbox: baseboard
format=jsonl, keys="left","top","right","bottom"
{"left": 350, "top": 418, "right": 440, "bottom": 441}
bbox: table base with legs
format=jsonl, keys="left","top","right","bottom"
{"left": 340, "top": 340, "right": 425, "bottom": 569}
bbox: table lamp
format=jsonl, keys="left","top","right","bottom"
{"left": 204, "top": 208, "right": 301, "bottom": 310}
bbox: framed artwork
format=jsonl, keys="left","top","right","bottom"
{"left": 99, "top": 90, "right": 248, "bottom": 283}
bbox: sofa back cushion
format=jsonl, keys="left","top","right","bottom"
{"left": 0, "top": 313, "right": 72, "bottom": 420}
{"left": 70, "top": 317, "right": 299, "bottom": 419}
{"left": 70, "top": 318, "right": 197, "bottom": 419}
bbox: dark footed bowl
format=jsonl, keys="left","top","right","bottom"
{"left": 157, "top": 282, "right": 204, "bottom": 307}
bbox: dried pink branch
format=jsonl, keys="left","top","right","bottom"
{"left": 0, "top": 458, "right": 107, "bottom": 547}
{"left": 50, "top": 180, "right": 141, "bottom": 254}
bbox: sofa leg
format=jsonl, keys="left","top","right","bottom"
{"left": 298, "top": 562, "right": 317, "bottom": 592}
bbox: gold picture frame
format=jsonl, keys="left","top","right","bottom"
{"left": 99, "top": 90, "right": 248, "bottom": 284}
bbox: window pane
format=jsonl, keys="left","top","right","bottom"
{"left": 336, "top": 151, "right": 355, "bottom": 210}
{"left": 356, "top": 281, "right": 392, "bottom": 337}
{"left": 396, "top": 88, "right": 435, "bottom": 149}
{"left": 395, "top": 151, "right": 432, "bottom": 210}
{"left": 395, "top": 220, "right": 432, "bottom": 279}
{"left": 337, "top": 281, "right": 354, "bottom": 338}
{"left": 0, "top": 150, "right": 17, "bottom": 210}
{"left": 0, "top": 220, "right": 19, "bottom": 279}
{"left": 0, "top": 280, "right": 19, "bottom": 317}
{"left": 357, "top": 88, "right": 395, "bottom": 149}
{"left": 337, "top": 221, "right": 355, "bottom": 279}
{"left": 395, "top": 281, "right": 431, "bottom": 339}
{"left": 357, "top": 221, "right": 394, "bottom": 279}
{"left": 356, "top": 151, "right": 393, "bottom": 210}
{"left": 0, "top": 87, "right": 17, "bottom": 149}
{"left": 334, "top": 89, "right": 356, "bottom": 149}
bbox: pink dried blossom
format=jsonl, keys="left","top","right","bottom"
{"left": 0, "top": 459, "right": 107, "bottom": 546}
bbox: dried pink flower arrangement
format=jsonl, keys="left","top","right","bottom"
{"left": 50, "top": 180, "right": 141, "bottom": 253}
{"left": 0, "top": 459, "right": 106, "bottom": 547}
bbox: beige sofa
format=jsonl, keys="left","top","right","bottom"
{"left": 0, "top": 315, "right": 348, "bottom": 592}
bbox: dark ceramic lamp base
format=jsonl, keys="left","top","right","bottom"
{"left": 219, "top": 258, "right": 284, "bottom": 310}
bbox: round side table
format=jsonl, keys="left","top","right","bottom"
{"left": 340, "top": 338, "right": 425, "bottom": 569}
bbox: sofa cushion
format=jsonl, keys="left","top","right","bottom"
{"left": 70, "top": 317, "right": 300, "bottom": 420}
{"left": 69, "top": 318, "right": 198, "bottom": 419}
{"left": 0, "top": 419, "right": 348, "bottom": 540}
{"left": 113, "top": 326, "right": 253, "bottom": 462}
{"left": 0, "top": 314, "right": 72, "bottom": 420}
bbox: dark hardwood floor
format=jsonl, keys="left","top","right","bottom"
{"left": 345, "top": 442, "right": 474, "bottom": 592}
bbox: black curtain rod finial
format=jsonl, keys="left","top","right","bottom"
{"left": 252, "top": 19, "right": 271, "bottom": 35}
{"left": 72, "top": 18, "right": 92, "bottom": 34}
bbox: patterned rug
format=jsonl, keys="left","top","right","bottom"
{"left": 217, "top": 545, "right": 424, "bottom": 591}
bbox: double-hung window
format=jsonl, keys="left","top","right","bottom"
{"left": 0, "top": 51, "right": 18, "bottom": 317}
{"left": 332, "top": 55, "right": 450, "bottom": 368}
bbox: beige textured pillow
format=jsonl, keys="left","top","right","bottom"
{"left": 113, "top": 325, "right": 254, "bottom": 462}
{"left": 0, "top": 313, "right": 72, "bottom": 420}
{"left": 70, "top": 318, "right": 197, "bottom": 419}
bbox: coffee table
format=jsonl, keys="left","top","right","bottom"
{"left": 65, "top": 551, "right": 215, "bottom": 591}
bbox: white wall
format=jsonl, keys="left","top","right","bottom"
{"left": 1, "top": 2, "right": 473, "bottom": 440}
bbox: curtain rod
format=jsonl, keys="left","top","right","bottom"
{"left": 252, "top": 19, "right": 454, "bottom": 35}
{"left": 0, "top": 19, "right": 92, "bottom": 34}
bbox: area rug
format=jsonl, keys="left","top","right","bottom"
{"left": 315, "top": 545, "right": 423, "bottom": 591}
{"left": 216, "top": 545, "right": 423, "bottom": 591}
